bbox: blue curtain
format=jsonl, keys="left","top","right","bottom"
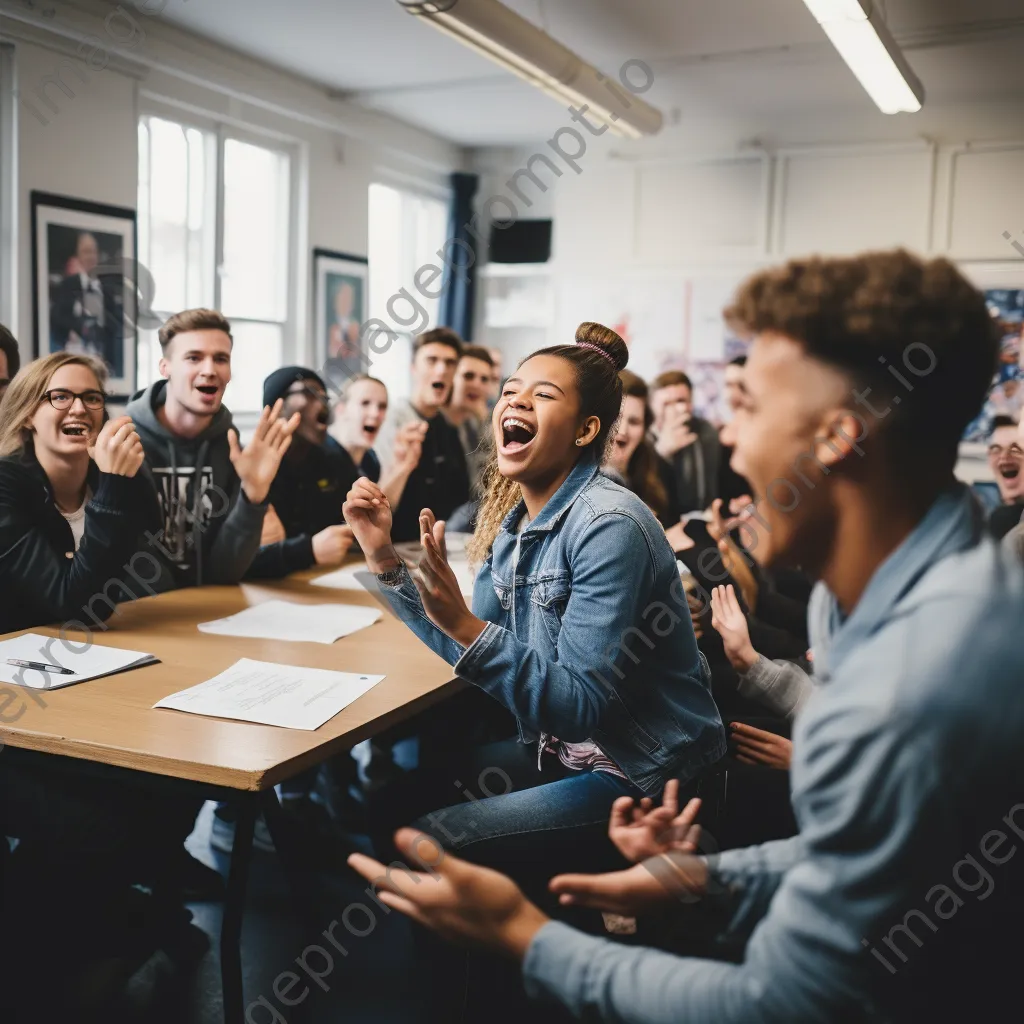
{"left": 440, "top": 171, "right": 479, "bottom": 340}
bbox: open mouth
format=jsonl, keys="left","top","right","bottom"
{"left": 431, "top": 381, "right": 447, "bottom": 396}
{"left": 362, "top": 423, "right": 379, "bottom": 437}
{"left": 500, "top": 416, "right": 536, "bottom": 453}
{"left": 614, "top": 437, "right": 629, "bottom": 449}
{"left": 61, "top": 422, "right": 90, "bottom": 438}
{"left": 196, "top": 384, "right": 219, "bottom": 397}
{"left": 999, "top": 463, "right": 1020, "bottom": 481}
{"left": 316, "top": 410, "right": 329, "bottom": 426}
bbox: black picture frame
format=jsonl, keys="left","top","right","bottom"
{"left": 31, "top": 190, "right": 138, "bottom": 398}
{"left": 312, "top": 247, "right": 369, "bottom": 383}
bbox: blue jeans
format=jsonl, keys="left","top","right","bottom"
{"left": 374, "top": 738, "right": 647, "bottom": 905}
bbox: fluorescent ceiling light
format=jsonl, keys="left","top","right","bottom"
{"left": 801, "top": 0, "right": 924, "bottom": 114}
{"left": 396, "top": 0, "right": 663, "bottom": 139}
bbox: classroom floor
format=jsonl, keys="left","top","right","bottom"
{"left": 108, "top": 801, "right": 421, "bottom": 1024}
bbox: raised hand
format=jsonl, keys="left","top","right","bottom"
{"left": 228, "top": 399, "right": 299, "bottom": 505}
{"left": 393, "top": 420, "right": 427, "bottom": 476}
{"left": 730, "top": 722, "right": 793, "bottom": 769}
{"left": 342, "top": 477, "right": 394, "bottom": 571}
{"left": 89, "top": 416, "right": 145, "bottom": 477}
{"left": 312, "top": 524, "right": 354, "bottom": 566}
{"left": 261, "top": 504, "right": 286, "bottom": 545}
{"left": 655, "top": 403, "right": 698, "bottom": 460}
{"left": 550, "top": 853, "right": 709, "bottom": 915}
{"left": 348, "top": 828, "right": 549, "bottom": 960}
{"left": 411, "top": 509, "right": 486, "bottom": 648}
{"left": 608, "top": 780, "right": 702, "bottom": 863}
{"left": 710, "top": 584, "right": 758, "bottom": 672}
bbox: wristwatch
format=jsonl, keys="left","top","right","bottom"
{"left": 376, "top": 563, "right": 406, "bottom": 587}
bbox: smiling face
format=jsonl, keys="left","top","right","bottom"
{"left": 610, "top": 394, "right": 647, "bottom": 468}
{"left": 988, "top": 423, "right": 1024, "bottom": 502}
{"left": 411, "top": 341, "right": 459, "bottom": 414}
{"left": 159, "top": 328, "right": 232, "bottom": 418}
{"left": 28, "top": 362, "right": 105, "bottom": 460}
{"left": 731, "top": 332, "right": 851, "bottom": 569}
{"left": 493, "top": 353, "right": 598, "bottom": 488}
{"left": 650, "top": 382, "right": 692, "bottom": 433}
{"left": 452, "top": 356, "right": 492, "bottom": 415}
{"left": 336, "top": 378, "right": 388, "bottom": 449}
{"left": 282, "top": 377, "right": 329, "bottom": 447}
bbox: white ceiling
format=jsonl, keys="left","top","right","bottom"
{"left": 159, "top": 0, "right": 1024, "bottom": 148}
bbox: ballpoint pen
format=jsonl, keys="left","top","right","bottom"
{"left": 6, "top": 658, "right": 75, "bottom": 675}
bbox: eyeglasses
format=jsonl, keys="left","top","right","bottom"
{"left": 40, "top": 388, "right": 106, "bottom": 411}
{"left": 989, "top": 443, "right": 1024, "bottom": 460}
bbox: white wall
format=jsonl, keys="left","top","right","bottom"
{"left": 2, "top": 0, "right": 464, "bottom": 374}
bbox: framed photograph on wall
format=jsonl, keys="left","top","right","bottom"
{"left": 958, "top": 262, "right": 1024, "bottom": 444}
{"left": 31, "top": 191, "right": 138, "bottom": 397}
{"left": 313, "top": 248, "right": 369, "bottom": 381}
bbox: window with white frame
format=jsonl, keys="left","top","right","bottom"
{"left": 366, "top": 181, "right": 448, "bottom": 400}
{"left": 137, "top": 115, "right": 293, "bottom": 411}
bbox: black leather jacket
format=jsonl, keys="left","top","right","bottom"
{"left": 0, "top": 449, "right": 160, "bottom": 635}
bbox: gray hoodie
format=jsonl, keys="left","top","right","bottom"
{"left": 126, "top": 380, "right": 267, "bottom": 590}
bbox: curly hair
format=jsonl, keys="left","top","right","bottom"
{"left": 724, "top": 249, "right": 998, "bottom": 464}
{"left": 467, "top": 322, "right": 628, "bottom": 564}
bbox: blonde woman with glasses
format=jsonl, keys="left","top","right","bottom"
{"left": 0, "top": 352, "right": 159, "bottom": 634}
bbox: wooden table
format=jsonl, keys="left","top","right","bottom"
{"left": 0, "top": 565, "right": 460, "bottom": 788}
{"left": 0, "top": 563, "right": 461, "bottom": 1023}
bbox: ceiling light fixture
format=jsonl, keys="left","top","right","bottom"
{"left": 801, "top": 0, "right": 924, "bottom": 113}
{"left": 396, "top": 0, "right": 663, "bottom": 138}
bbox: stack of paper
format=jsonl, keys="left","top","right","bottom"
{"left": 0, "top": 632, "right": 158, "bottom": 690}
{"left": 197, "top": 599, "right": 381, "bottom": 645}
{"left": 154, "top": 657, "right": 384, "bottom": 730}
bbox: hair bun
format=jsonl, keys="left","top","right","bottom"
{"left": 575, "top": 322, "right": 629, "bottom": 373}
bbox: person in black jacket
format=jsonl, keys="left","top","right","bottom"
{"left": 0, "top": 353, "right": 158, "bottom": 634}
{"left": 0, "top": 353, "right": 216, "bottom": 981}
{"left": 246, "top": 366, "right": 354, "bottom": 579}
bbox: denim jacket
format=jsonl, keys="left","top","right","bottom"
{"left": 379, "top": 454, "right": 726, "bottom": 793}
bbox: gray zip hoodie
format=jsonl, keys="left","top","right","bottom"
{"left": 126, "top": 380, "right": 267, "bottom": 590}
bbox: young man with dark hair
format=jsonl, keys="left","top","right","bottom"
{"left": 126, "top": 308, "right": 296, "bottom": 590}
{"left": 373, "top": 326, "right": 470, "bottom": 542}
{"left": 446, "top": 343, "right": 495, "bottom": 496}
{"left": 349, "top": 250, "right": 1024, "bottom": 1023}
{"left": 0, "top": 322, "right": 20, "bottom": 402}
{"left": 245, "top": 366, "right": 354, "bottom": 578}
{"left": 650, "top": 368, "right": 722, "bottom": 512}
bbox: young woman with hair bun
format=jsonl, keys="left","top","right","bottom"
{"left": 344, "top": 322, "right": 724, "bottom": 887}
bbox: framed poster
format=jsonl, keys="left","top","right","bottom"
{"left": 958, "top": 262, "right": 1024, "bottom": 444}
{"left": 31, "top": 191, "right": 137, "bottom": 396}
{"left": 313, "top": 248, "right": 369, "bottom": 380}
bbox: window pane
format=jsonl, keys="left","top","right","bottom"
{"left": 220, "top": 139, "right": 290, "bottom": 322}
{"left": 223, "top": 320, "right": 283, "bottom": 413}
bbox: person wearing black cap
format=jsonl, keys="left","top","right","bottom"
{"left": 245, "top": 366, "right": 356, "bottom": 579}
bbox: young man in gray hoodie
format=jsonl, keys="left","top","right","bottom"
{"left": 126, "top": 308, "right": 297, "bottom": 591}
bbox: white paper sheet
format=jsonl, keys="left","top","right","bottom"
{"left": 312, "top": 558, "right": 477, "bottom": 599}
{"left": 197, "top": 599, "right": 381, "bottom": 644}
{"left": 0, "top": 632, "right": 157, "bottom": 690}
{"left": 153, "top": 658, "right": 384, "bottom": 730}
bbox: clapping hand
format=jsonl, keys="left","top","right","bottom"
{"left": 348, "top": 829, "right": 549, "bottom": 961}
{"left": 393, "top": 420, "right": 427, "bottom": 476}
{"left": 342, "top": 478, "right": 394, "bottom": 570}
{"left": 89, "top": 416, "right": 145, "bottom": 478}
{"left": 710, "top": 584, "right": 758, "bottom": 672}
{"left": 228, "top": 399, "right": 299, "bottom": 505}
{"left": 608, "top": 780, "right": 702, "bottom": 863}
{"left": 411, "top": 509, "right": 486, "bottom": 649}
